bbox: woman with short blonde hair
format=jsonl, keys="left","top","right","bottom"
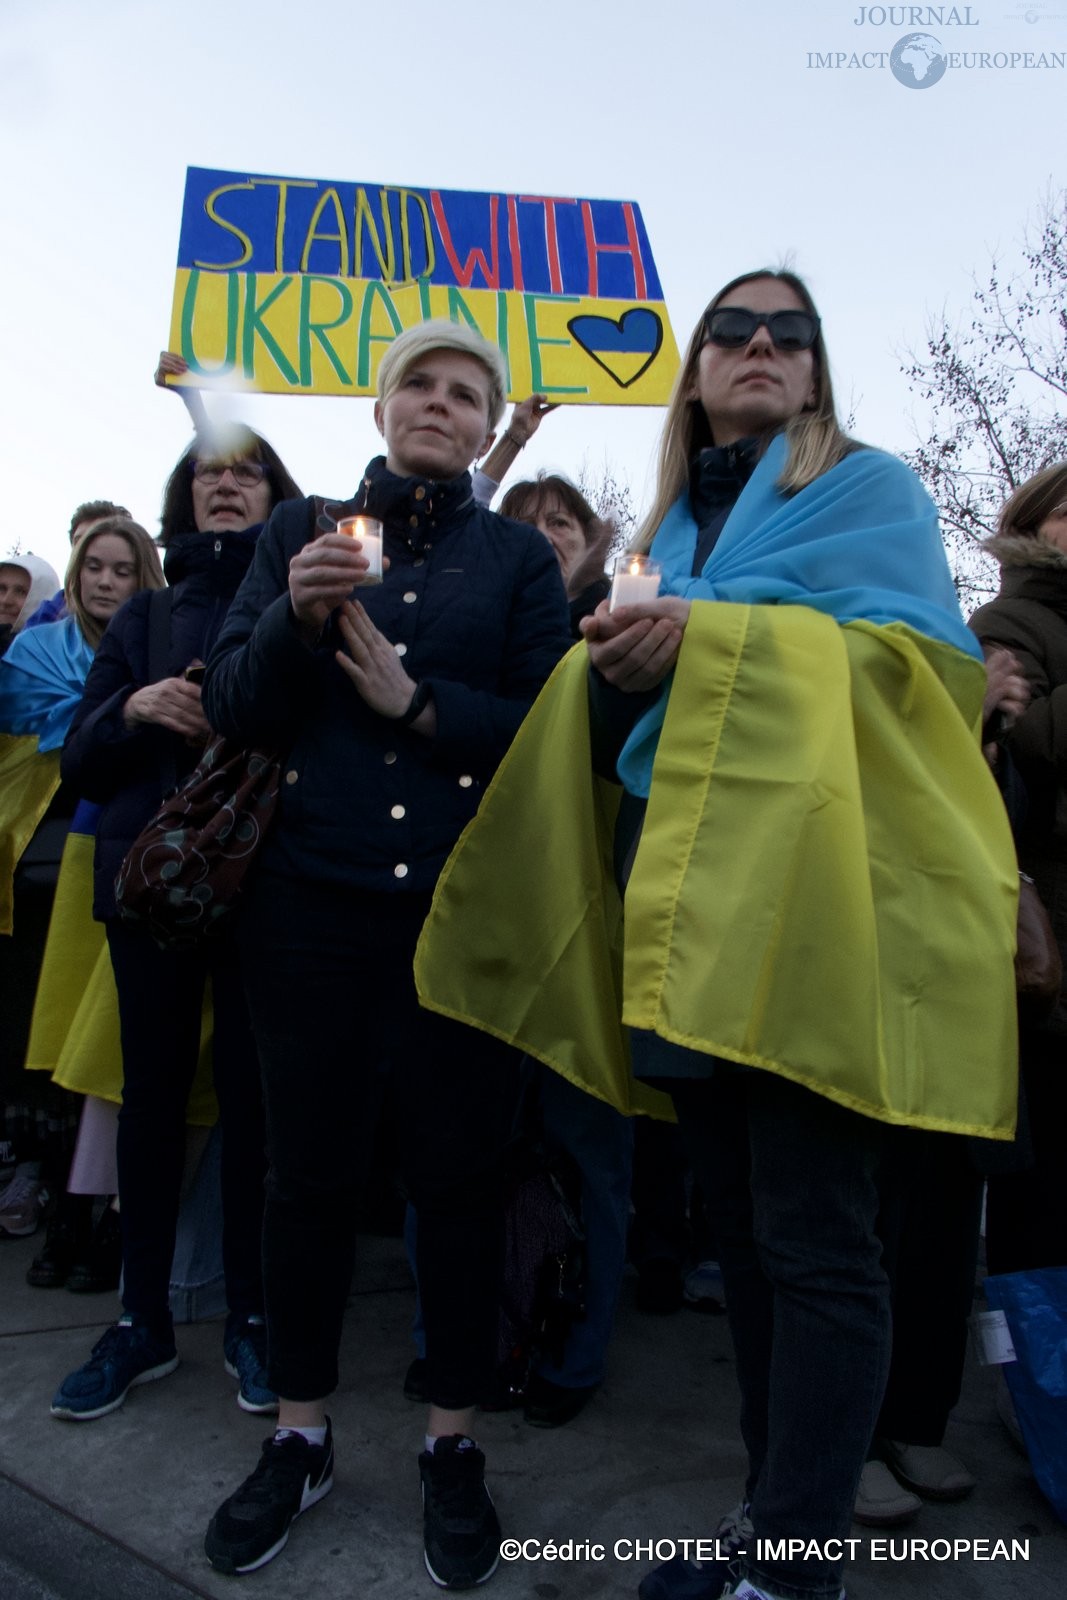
{"left": 201, "top": 318, "right": 569, "bottom": 1587}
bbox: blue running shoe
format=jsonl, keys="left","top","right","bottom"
{"left": 51, "top": 1316, "right": 178, "bottom": 1420}
{"left": 224, "top": 1315, "right": 278, "bottom": 1415}
{"left": 638, "top": 1505, "right": 752, "bottom": 1600}
{"left": 637, "top": 1555, "right": 734, "bottom": 1600}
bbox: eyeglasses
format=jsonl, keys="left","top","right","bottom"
{"left": 704, "top": 307, "right": 821, "bottom": 353}
{"left": 191, "top": 460, "right": 268, "bottom": 486}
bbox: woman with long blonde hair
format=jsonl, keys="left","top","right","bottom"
{"left": 416, "top": 270, "right": 1019, "bottom": 1600}
{"left": 0, "top": 517, "right": 162, "bottom": 1242}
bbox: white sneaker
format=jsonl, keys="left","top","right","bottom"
{"left": 684, "top": 1260, "right": 726, "bottom": 1312}
{"left": 0, "top": 1164, "right": 47, "bottom": 1238}
{"left": 716, "top": 1499, "right": 754, "bottom": 1556}
{"left": 881, "top": 1440, "right": 976, "bottom": 1501}
{"left": 853, "top": 1459, "right": 921, "bottom": 1526}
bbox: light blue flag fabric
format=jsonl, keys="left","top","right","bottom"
{"left": 0, "top": 615, "right": 94, "bottom": 752}
{"left": 617, "top": 436, "right": 978, "bottom": 796}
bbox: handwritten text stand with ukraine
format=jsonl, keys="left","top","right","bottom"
{"left": 168, "top": 167, "right": 681, "bottom": 406}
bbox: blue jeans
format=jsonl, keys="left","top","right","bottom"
{"left": 536, "top": 1064, "right": 632, "bottom": 1388}
{"left": 670, "top": 1068, "right": 892, "bottom": 1600}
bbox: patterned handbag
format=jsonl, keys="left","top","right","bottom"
{"left": 114, "top": 734, "right": 282, "bottom": 949}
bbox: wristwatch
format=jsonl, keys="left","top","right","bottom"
{"left": 396, "top": 680, "right": 432, "bottom": 726}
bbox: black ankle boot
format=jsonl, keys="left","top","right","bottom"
{"left": 27, "top": 1194, "right": 93, "bottom": 1288}
{"left": 67, "top": 1202, "right": 122, "bottom": 1294}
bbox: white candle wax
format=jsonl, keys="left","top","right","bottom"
{"left": 338, "top": 516, "right": 383, "bottom": 583}
{"left": 609, "top": 570, "right": 661, "bottom": 612}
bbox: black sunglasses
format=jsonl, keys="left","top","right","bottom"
{"left": 704, "top": 307, "right": 821, "bottom": 353}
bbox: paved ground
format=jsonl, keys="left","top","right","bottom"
{"left": 0, "top": 1229, "right": 1063, "bottom": 1600}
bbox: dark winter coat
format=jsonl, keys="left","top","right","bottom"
{"left": 970, "top": 535, "right": 1067, "bottom": 1035}
{"left": 203, "top": 459, "right": 571, "bottom": 896}
{"left": 61, "top": 528, "right": 262, "bottom": 919}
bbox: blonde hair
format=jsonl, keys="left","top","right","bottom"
{"left": 66, "top": 516, "right": 164, "bottom": 649}
{"left": 377, "top": 318, "right": 507, "bottom": 431}
{"left": 634, "top": 269, "right": 855, "bottom": 552}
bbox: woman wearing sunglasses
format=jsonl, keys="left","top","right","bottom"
{"left": 416, "top": 270, "right": 1018, "bottom": 1600}
{"left": 52, "top": 430, "right": 302, "bottom": 1424}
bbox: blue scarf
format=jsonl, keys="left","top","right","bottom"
{"left": 0, "top": 615, "right": 94, "bottom": 752}
{"left": 618, "top": 435, "right": 979, "bottom": 795}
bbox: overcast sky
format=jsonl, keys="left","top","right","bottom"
{"left": 2, "top": 0, "right": 1064, "bottom": 575}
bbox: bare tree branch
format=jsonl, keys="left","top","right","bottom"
{"left": 902, "top": 189, "right": 1067, "bottom": 603}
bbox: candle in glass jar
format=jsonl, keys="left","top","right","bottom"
{"left": 609, "top": 554, "right": 662, "bottom": 612}
{"left": 337, "top": 516, "right": 383, "bottom": 583}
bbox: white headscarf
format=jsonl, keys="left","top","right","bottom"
{"left": 0, "top": 550, "right": 62, "bottom": 631}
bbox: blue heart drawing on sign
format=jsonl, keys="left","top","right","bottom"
{"left": 567, "top": 308, "right": 664, "bottom": 389}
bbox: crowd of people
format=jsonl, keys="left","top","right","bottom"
{"left": 1, "top": 285, "right": 1063, "bottom": 1599}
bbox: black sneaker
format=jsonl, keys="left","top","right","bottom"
{"left": 419, "top": 1435, "right": 500, "bottom": 1589}
{"left": 205, "top": 1421, "right": 334, "bottom": 1575}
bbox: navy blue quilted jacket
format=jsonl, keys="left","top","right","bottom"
{"left": 203, "top": 459, "right": 570, "bottom": 895}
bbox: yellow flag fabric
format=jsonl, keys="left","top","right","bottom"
{"left": 0, "top": 733, "right": 60, "bottom": 935}
{"left": 24, "top": 830, "right": 219, "bottom": 1127}
{"left": 416, "top": 603, "right": 1019, "bottom": 1138}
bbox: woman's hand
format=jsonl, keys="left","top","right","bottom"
{"left": 289, "top": 533, "right": 378, "bottom": 638}
{"left": 336, "top": 600, "right": 423, "bottom": 721}
{"left": 123, "top": 676, "right": 211, "bottom": 740}
{"left": 580, "top": 596, "right": 691, "bottom": 692}
{"left": 508, "top": 394, "right": 557, "bottom": 445}
{"left": 154, "top": 350, "right": 188, "bottom": 387}
{"left": 983, "top": 647, "right": 1030, "bottom": 726}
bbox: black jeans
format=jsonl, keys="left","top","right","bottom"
{"left": 107, "top": 920, "right": 266, "bottom": 1334}
{"left": 238, "top": 876, "right": 520, "bottom": 1407}
{"left": 986, "top": 1028, "right": 1067, "bottom": 1274}
{"left": 671, "top": 1068, "right": 893, "bottom": 1600}
{"left": 875, "top": 1126, "right": 983, "bottom": 1444}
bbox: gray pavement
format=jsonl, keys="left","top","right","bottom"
{"left": 0, "top": 1229, "right": 1063, "bottom": 1600}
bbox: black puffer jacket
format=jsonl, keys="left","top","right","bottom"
{"left": 62, "top": 527, "right": 262, "bottom": 919}
{"left": 203, "top": 459, "right": 571, "bottom": 895}
{"left": 971, "top": 535, "right": 1067, "bottom": 1035}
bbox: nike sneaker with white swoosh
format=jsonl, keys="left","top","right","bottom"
{"left": 205, "top": 1419, "right": 334, "bottom": 1574}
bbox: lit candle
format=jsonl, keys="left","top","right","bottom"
{"left": 337, "top": 515, "right": 383, "bottom": 583}
{"left": 609, "top": 554, "right": 662, "bottom": 612}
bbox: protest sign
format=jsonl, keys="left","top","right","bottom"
{"left": 168, "top": 167, "right": 680, "bottom": 404}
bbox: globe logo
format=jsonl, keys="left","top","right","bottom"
{"left": 890, "top": 32, "right": 947, "bottom": 88}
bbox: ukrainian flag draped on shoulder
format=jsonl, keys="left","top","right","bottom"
{"left": 416, "top": 437, "right": 1018, "bottom": 1137}
{"left": 0, "top": 616, "right": 94, "bottom": 753}
{"left": 0, "top": 615, "right": 94, "bottom": 933}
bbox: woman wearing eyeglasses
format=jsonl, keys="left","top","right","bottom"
{"left": 51, "top": 430, "right": 302, "bottom": 1424}
{"left": 416, "top": 271, "right": 1018, "bottom": 1600}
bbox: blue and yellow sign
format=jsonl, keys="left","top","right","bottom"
{"left": 167, "top": 167, "right": 680, "bottom": 405}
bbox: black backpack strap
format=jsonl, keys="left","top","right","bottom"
{"left": 147, "top": 586, "right": 174, "bottom": 686}
{"left": 146, "top": 586, "right": 178, "bottom": 796}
